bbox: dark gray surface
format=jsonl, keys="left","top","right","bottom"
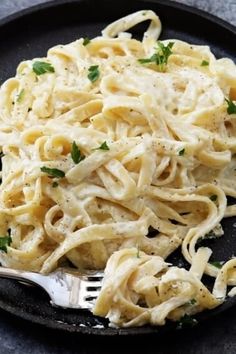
{"left": 0, "top": 0, "right": 236, "bottom": 353}
{"left": 0, "top": 0, "right": 236, "bottom": 25}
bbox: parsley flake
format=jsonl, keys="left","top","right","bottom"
{"left": 41, "top": 166, "right": 65, "bottom": 178}
{"left": 201, "top": 60, "right": 209, "bottom": 66}
{"left": 138, "top": 56, "right": 157, "bottom": 64}
{"left": 225, "top": 98, "right": 236, "bottom": 115}
{"left": 33, "top": 61, "right": 55, "bottom": 75}
{"left": 52, "top": 181, "right": 59, "bottom": 188}
{"left": 95, "top": 141, "right": 110, "bottom": 151}
{"left": 210, "top": 194, "right": 217, "bottom": 202}
{"left": 83, "top": 37, "right": 91, "bottom": 46}
{"left": 179, "top": 148, "right": 185, "bottom": 156}
{"left": 16, "top": 89, "right": 25, "bottom": 103}
{"left": 71, "top": 141, "right": 85, "bottom": 164}
{"left": 0, "top": 233, "right": 12, "bottom": 253}
{"left": 88, "top": 65, "right": 100, "bottom": 83}
{"left": 210, "top": 261, "right": 223, "bottom": 269}
{"left": 188, "top": 298, "right": 197, "bottom": 305}
{"left": 197, "top": 231, "right": 217, "bottom": 244}
{"left": 138, "top": 41, "right": 174, "bottom": 71}
{"left": 177, "top": 314, "right": 198, "bottom": 329}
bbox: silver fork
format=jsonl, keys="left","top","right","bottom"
{"left": 0, "top": 267, "right": 103, "bottom": 309}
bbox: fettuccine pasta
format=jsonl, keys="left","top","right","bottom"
{"left": 0, "top": 10, "right": 236, "bottom": 327}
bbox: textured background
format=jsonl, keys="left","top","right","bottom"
{"left": 0, "top": 0, "right": 236, "bottom": 353}
{"left": 0, "top": 0, "right": 236, "bottom": 25}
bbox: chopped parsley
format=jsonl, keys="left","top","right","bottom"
{"left": 203, "top": 231, "right": 217, "bottom": 240}
{"left": 197, "top": 231, "right": 217, "bottom": 244}
{"left": 88, "top": 65, "right": 100, "bottom": 83}
{"left": 201, "top": 60, "right": 209, "bottom": 66}
{"left": 177, "top": 314, "right": 198, "bottom": 329}
{"left": 83, "top": 37, "right": 91, "bottom": 46}
{"left": 210, "top": 194, "right": 217, "bottom": 202}
{"left": 225, "top": 98, "right": 236, "bottom": 115}
{"left": 95, "top": 141, "right": 110, "bottom": 151}
{"left": 188, "top": 298, "right": 197, "bottom": 305}
{"left": 178, "top": 148, "right": 185, "bottom": 156}
{"left": 0, "top": 233, "right": 12, "bottom": 253}
{"left": 210, "top": 261, "right": 223, "bottom": 269}
{"left": 16, "top": 89, "right": 25, "bottom": 103}
{"left": 71, "top": 141, "right": 85, "bottom": 164}
{"left": 138, "top": 41, "right": 174, "bottom": 71}
{"left": 41, "top": 166, "right": 65, "bottom": 178}
{"left": 33, "top": 61, "right": 55, "bottom": 75}
{"left": 52, "top": 181, "right": 59, "bottom": 188}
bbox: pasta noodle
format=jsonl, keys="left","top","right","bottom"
{"left": 1, "top": 10, "right": 236, "bottom": 327}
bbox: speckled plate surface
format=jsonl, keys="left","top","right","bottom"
{"left": 0, "top": 0, "right": 236, "bottom": 335}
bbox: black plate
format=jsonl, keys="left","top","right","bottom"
{"left": 0, "top": 0, "right": 236, "bottom": 335}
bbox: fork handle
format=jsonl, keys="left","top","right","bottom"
{"left": 0, "top": 266, "right": 46, "bottom": 286}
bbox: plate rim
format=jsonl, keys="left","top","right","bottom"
{"left": 0, "top": 0, "right": 236, "bottom": 335}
